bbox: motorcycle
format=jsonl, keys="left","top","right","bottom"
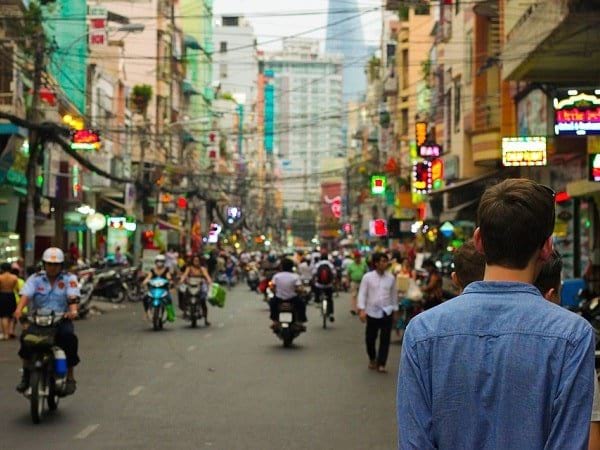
{"left": 146, "top": 276, "right": 171, "bottom": 331}
{"left": 178, "top": 277, "right": 206, "bottom": 328}
{"left": 247, "top": 268, "right": 260, "bottom": 292}
{"left": 122, "top": 265, "right": 144, "bottom": 303}
{"left": 76, "top": 268, "right": 95, "bottom": 319}
{"left": 20, "top": 310, "right": 70, "bottom": 424}
{"left": 91, "top": 266, "right": 129, "bottom": 303}
{"left": 273, "top": 300, "right": 305, "bottom": 347}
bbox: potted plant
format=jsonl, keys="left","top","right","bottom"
{"left": 131, "top": 84, "right": 153, "bottom": 116}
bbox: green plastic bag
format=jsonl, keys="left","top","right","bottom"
{"left": 166, "top": 303, "right": 176, "bottom": 322}
{"left": 208, "top": 283, "right": 226, "bottom": 308}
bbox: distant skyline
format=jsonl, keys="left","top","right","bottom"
{"left": 213, "top": 0, "right": 382, "bottom": 53}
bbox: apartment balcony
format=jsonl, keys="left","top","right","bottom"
{"left": 473, "top": 95, "right": 500, "bottom": 131}
{"left": 502, "top": 0, "right": 600, "bottom": 82}
{"left": 471, "top": 95, "right": 500, "bottom": 165}
{"left": 0, "top": 91, "right": 26, "bottom": 119}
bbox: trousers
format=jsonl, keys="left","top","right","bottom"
{"left": 365, "top": 314, "right": 393, "bottom": 367}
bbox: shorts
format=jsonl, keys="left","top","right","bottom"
{"left": 0, "top": 292, "right": 16, "bottom": 318}
{"left": 350, "top": 281, "right": 361, "bottom": 297}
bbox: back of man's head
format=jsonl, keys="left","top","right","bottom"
{"left": 452, "top": 240, "right": 485, "bottom": 292}
{"left": 533, "top": 250, "right": 562, "bottom": 303}
{"left": 477, "top": 178, "right": 555, "bottom": 269}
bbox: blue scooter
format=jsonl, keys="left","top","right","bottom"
{"left": 146, "top": 276, "right": 172, "bottom": 331}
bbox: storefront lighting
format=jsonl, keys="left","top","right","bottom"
{"left": 9, "top": 234, "right": 19, "bottom": 240}
{"left": 76, "top": 204, "right": 95, "bottom": 215}
{"left": 264, "top": 240, "right": 271, "bottom": 246}
{"left": 411, "top": 221, "right": 423, "bottom": 233}
{"left": 501, "top": 137, "right": 547, "bottom": 166}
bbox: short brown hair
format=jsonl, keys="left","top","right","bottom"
{"left": 453, "top": 240, "right": 485, "bottom": 288}
{"left": 477, "top": 179, "right": 555, "bottom": 269}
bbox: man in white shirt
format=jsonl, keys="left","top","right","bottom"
{"left": 358, "top": 252, "right": 398, "bottom": 373}
{"left": 270, "top": 258, "right": 307, "bottom": 328}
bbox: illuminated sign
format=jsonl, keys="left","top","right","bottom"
{"left": 412, "top": 160, "right": 432, "bottom": 194}
{"left": 554, "top": 89, "right": 600, "bottom": 136}
{"left": 590, "top": 153, "right": 600, "bottom": 182}
{"left": 419, "top": 144, "right": 442, "bottom": 158}
{"left": 71, "top": 129, "right": 101, "bottom": 150}
{"left": 501, "top": 137, "right": 547, "bottom": 166}
{"left": 431, "top": 158, "right": 444, "bottom": 189}
{"left": 415, "top": 122, "right": 427, "bottom": 146}
{"left": 370, "top": 175, "right": 387, "bottom": 195}
{"left": 369, "top": 219, "right": 388, "bottom": 237}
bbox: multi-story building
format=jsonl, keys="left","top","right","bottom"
{"left": 260, "top": 38, "right": 344, "bottom": 212}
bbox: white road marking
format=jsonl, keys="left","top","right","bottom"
{"left": 187, "top": 345, "right": 196, "bottom": 351}
{"left": 129, "top": 385, "right": 144, "bottom": 396}
{"left": 163, "top": 362, "right": 174, "bottom": 369}
{"left": 74, "top": 424, "right": 100, "bottom": 440}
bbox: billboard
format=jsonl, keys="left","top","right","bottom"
{"left": 554, "top": 89, "right": 600, "bottom": 136}
{"left": 321, "top": 181, "right": 342, "bottom": 238}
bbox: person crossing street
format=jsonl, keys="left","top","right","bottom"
{"left": 357, "top": 252, "right": 398, "bottom": 373}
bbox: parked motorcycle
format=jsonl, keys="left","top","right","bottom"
{"left": 20, "top": 310, "right": 70, "bottom": 424}
{"left": 90, "top": 265, "right": 129, "bottom": 304}
{"left": 122, "top": 265, "right": 144, "bottom": 303}
{"left": 147, "top": 276, "right": 171, "bottom": 331}
{"left": 272, "top": 300, "right": 305, "bottom": 347}
{"left": 77, "top": 268, "right": 95, "bottom": 319}
{"left": 178, "top": 277, "right": 206, "bottom": 328}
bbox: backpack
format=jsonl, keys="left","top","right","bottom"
{"left": 316, "top": 263, "right": 333, "bottom": 285}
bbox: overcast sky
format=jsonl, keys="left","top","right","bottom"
{"left": 213, "top": 0, "right": 382, "bottom": 52}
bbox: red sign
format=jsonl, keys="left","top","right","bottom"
{"left": 321, "top": 181, "right": 342, "bottom": 238}
{"left": 72, "top": 129, "right": 100, "bottom": 144}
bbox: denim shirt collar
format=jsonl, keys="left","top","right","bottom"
{"left": 463, "top": 280, "right": 541, "bottom": 297}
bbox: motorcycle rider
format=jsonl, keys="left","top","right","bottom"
{"left": 313, "top": 253, "right": 336, "bottom": 322}
{"left": 142, "top": 254, "right": 174, "bottom": 320}
{"left": 270, "top": 258, "right": 307, "bottom": 329}
{"left": 180, "top": 254, "right": 212, "bottom": 326}
{"left": 14, "top": 247, "right": 80, "bottom": 395}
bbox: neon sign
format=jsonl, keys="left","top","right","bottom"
{"left": 412, "top": 160, "right": 432, "bottom": 194}
{"left": 502, "top": 137, "right": 547, "bottom": 166}
{"left": 419, "top": 144, "right": 442, "bottom": 158}
{"left": 71, "top": 129, "right": 101, "bottom": 150}
{"left": 554, "top": 89, "right": 600, "bottom": 136}
{"left": 415, "top": 122, "right": 427, "bottom": 146}
{"left": 370, "top": 175, "right": 387, "bottom": 195}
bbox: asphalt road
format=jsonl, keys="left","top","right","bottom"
{"left": 0, "top": 285, "right": 400, "bottom": 449}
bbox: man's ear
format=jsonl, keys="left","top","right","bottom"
{"left": 451, "top": 272, "right": 462, "bottom": 292}
{"left": 474, "top": 228, "right": 484, "bottom": 254}
{"left": 539, "top": 236, "right": 554, "bottom": 262}
{"left": 543, "top": 288, "right": 559, "bottom": 305}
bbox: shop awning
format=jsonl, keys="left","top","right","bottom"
{"left": 428, "top": 171, "right": 501, "bottom": 196}
{"left": 566, "top": 180, "right": 600, "bottom": 198}
{"left": 439, "top": 198, "right": 480, "bottom": 223}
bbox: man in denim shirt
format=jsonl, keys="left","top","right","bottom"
{"left": 397, "top": 179, "right": 595, "bottom": 449}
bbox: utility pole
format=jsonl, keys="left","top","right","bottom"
{"left": 24, "top": 35, "right": 45, "bottom": 266}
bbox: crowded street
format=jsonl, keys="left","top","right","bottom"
{"left": 0, "top": 287, "right": 399, "bottom": 449}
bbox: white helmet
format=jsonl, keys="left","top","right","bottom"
{"left": 155, "top": 255, "right": 166, "bottom": 263}
{"left": 42, "top": 247, "right": 65, "bottom": 264}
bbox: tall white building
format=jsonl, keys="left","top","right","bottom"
{"left": 261, "top": 39, "right": 344, "bottom": 211}
{"left": 213, "top": 16, "right": 257, "bottom": 117}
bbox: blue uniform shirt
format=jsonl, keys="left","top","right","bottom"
{"left": 21, "top": 271, "right": 80, "bottom": 314}
{"left": 397, "top": 281, "right": 595, "bottom": 450}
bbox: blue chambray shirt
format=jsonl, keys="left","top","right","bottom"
{"left": 21, "top": 271, "right": 80, "bottom": 314}
{"left": 397, "top": 281, "right": 595, "bottom": 450}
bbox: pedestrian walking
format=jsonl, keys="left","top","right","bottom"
{"left": 357, "top": 252, "right": 398, "bottom": 373}
{"left": 347, "top": 250, "right": 368, "bottom": 315}
{"left": 397, "top": 178, "right": 595, "bottom": 450}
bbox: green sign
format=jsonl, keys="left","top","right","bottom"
{"left": 370, "top": 175, "right": 387, "bottom": 195}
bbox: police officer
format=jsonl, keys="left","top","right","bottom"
{"left": 14, "top": 247, "right": 80, "bottom": 395}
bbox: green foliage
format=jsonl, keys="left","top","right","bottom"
{"left": 131, "top": 84, "right": 153, "bottom": 115}
{"left": 367, "top": 56, "right": 381, "bottom": 82}
{"left": 218, "top": 92, "right": 235, "bottom": 102}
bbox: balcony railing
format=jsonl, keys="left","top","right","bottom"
{"left": 473, "top": 96, "right": 500, "bottom": 131}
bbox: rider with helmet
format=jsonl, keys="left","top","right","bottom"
{"left": 14, "top": 247, "right": 80, "bottom": 395}
{"left": 142, "top": 254, "right": 174, "bottom": 320}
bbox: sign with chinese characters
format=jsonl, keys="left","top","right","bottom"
{"left": 419, "top": 143, "right": 442, "bottom": 158}
{"left": 554, "top": 89, "right": 600, "bottom": 136}
{"left": 412, "top": 160, "right": 432, "bottom": 194}
{"left": 71, "top": 129, "right": 101, "bottom": 150}
{"left": 88, "top": 5, "right": 108, "bottom": 47}
{"left": 590, "top": 153, "right": 600, "bottom": 182}
{"left": 370, "top": 174, "right": 387, "bottom": 195}
{"left": 501, "top": 137, "right": 547, "bottom": 166}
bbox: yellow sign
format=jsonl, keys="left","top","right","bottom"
{"left": 502, "top": 137, "right": 547, "bottom": 166}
